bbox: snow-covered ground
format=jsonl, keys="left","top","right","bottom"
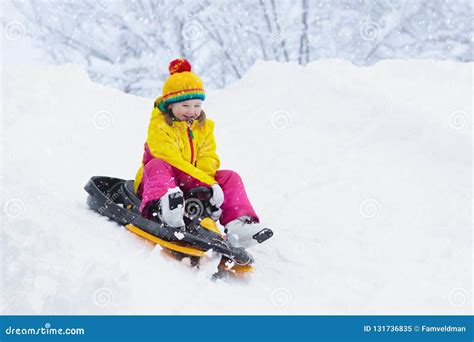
{"left": 1, "top": 60, "right": 472, "bottom": 314}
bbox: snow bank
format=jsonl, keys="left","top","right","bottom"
{"left": 1, "top": 60, "right": 471, "bottom": 314}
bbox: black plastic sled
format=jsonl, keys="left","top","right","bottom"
{"left": 84, "top": 176, "right": 254, "bottom": 271}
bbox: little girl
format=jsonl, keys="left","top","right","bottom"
{"left": 134, "top": 59, "right": 273, "bottom": 249}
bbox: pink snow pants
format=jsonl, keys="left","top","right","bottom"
{"left": 138, "top": 158, "right": 259, "bottom": 226}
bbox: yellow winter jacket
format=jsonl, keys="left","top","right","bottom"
{"left": 134, "top": 108, "right": 220, "bottom": 192}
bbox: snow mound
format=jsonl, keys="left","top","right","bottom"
{"left": 1, "top": 60, "right": 472, "bottom": 314}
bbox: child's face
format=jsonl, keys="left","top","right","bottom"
{"left": 169, "top": 99, "right": 202, "bottom": 121}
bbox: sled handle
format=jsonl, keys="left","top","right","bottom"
{"left": 188, "top": 186, "right": 212, "bottom": 201}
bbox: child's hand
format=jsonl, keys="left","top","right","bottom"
{"left": 209, "top": 184, "right": 224, "bottom": 208}
{"left": 207, "top": 207, "right": 222, "bottom": 222}
{"left": 207, "top": 184, "right": 224, "bottom": 222}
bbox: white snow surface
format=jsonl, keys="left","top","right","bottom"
{"left": 1, "top": 60, "right": 472, "bottom": 314}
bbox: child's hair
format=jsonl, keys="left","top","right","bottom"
{"left": 163, "top": 107, "right": 207, "bottom": 128}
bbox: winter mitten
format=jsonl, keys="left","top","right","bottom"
{"left": 224, "top": 216, "right": 273, "bottom": 248}
{"left": 149, "top": 187, "right": 185, "bottom": 228}
{"left": 209, "top": 184, "right": 224, "bottom": 208}
{"left": 207, "top": 207, "right": 222, "bottom": 222}
{"left": 206, "top": 184, "right": 224, "bottom": 221}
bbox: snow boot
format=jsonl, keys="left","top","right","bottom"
{"left": 148, "top": 187, "right": 185, "bottom": 228}
{"left": 224, "top": 216, "right": 273, "bottom": 249}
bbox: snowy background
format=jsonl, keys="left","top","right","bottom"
{"left": 3, "top": 0, "right": 473, "bottom": 95}
{"left": 1, "top": 0, "right": 473, "bottom": 315}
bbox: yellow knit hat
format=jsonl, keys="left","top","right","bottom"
{"left": 156, "top": 59, "right": 205, "bottom": 112}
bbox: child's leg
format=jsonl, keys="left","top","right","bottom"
{"left": 215, "top": 170, "right": 259, "bottom": 226}
{"left": 139, "top": 158, "right": 177, "bottom": 213}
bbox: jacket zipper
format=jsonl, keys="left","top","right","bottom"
{"left": 187, "top": 127, "right": 195, "bottom": 165}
